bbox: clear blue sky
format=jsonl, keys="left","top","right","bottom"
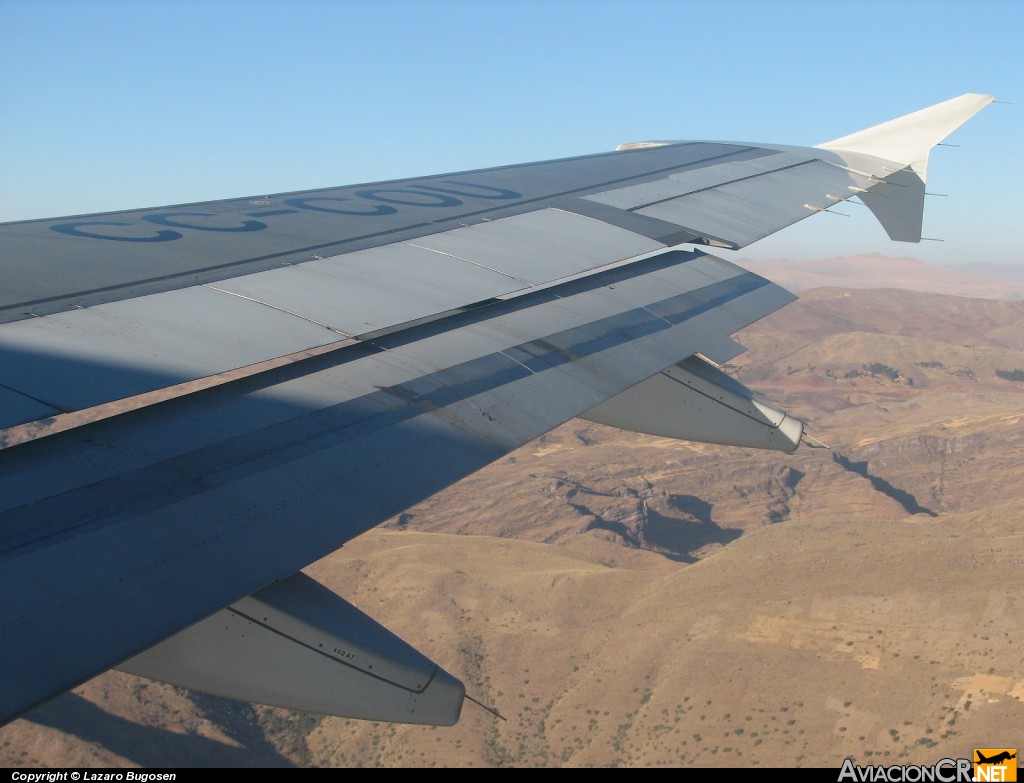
{"left": 1, "top": 0, "right": 1021, "bottom": 266}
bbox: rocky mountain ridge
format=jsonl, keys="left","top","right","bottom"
{"left": 3, "top": 283, "right": 1022, "bottom": 767}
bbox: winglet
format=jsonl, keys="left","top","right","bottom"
{"left": 817, "top": 94, "right": 994, "bottom": 242}
{"left": 817, "top": 93, "right": 994, "bottom": 181}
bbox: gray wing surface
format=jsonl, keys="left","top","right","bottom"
{"left": 0, "top": 94, "right": 993, "bottom": 725}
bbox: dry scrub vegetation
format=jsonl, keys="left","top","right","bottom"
{"left": 3, "top": 286, "right": 1022, "bottom": 767}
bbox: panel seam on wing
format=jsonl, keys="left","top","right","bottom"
{"left": 0, "top": 338, "right": 358, "bottom": 451}
{"left": 402, "top": 241, "right": 532, "bottom": 284}
{"left": 201, "top": 284, "right": 353, "bottom": 336}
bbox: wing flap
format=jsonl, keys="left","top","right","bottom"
{"left": 0, "top": 286, "right": 340, "bottom": 415}
{"left": 0, "top": 209, "right": 666, "bottom": 431}
{"left": 0, "top": 248, "right": 792, "bottom": 722}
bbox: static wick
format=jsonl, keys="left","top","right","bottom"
{"left": 804, "top": 204, "right": 849, "bottom": 217}
{"left": 466, "top": 693, "right": 507, "bottom": 721}
{"left": 847, "top": 186, "right": 883, "bottom": 198}
{"left": 924, "top": 192, "right": 949, "bottom": 197}
{"left": 920, "top": 237, "right": 945, "bottom": 242}
{"left": 801, "top": 431, "right": 831, "bottom": 450}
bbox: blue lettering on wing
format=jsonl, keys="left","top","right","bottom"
{"left": 143, "top": 212, "right": 267, "bottom": 232}
{"left": 419, "top": 181, "right": 522, "bottom": 199}
{"left": 48, "top": 180, "right": 523, "bottom": 240}
{"left": 283, "top": 197, "right": 397, "bottom": 216}
{"left": 50, "top": 221, "right": 183, "bottom": 242}
{"left": 354, "top": 189, "right": 462, "bottom": 207}
{"left": 246, "top": 209, "right": 299, "bottom": 217}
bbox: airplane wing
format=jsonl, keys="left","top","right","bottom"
{"left": 0, "top": 94, "right": 993, "bottom": 726}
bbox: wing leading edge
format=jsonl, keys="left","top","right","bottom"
{"left": 0, "top": 95, "right": 992, "bottom": 726}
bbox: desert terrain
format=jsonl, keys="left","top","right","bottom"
{"left": 3, "top": 257, "right": 1022, "bottom": 767}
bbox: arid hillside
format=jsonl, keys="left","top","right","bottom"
{"left": 3, "top": 286, "right": 1022, "bottom": 768}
